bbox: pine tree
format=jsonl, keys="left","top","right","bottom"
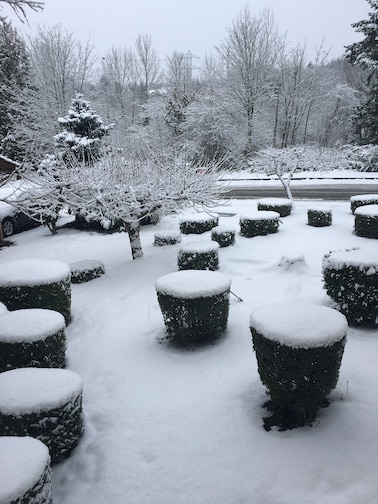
{"left": 0, "top": 17, "right": 30, "bottom": 158}
{"left": 346, "top": 0, "right": 378, "bottom": 144}
{"left": 54, "top": 94, "right": 112, "bottom": 163}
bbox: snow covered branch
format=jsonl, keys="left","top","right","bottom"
{"left": 0, "top": 0, "right": 44, "bottom": 21}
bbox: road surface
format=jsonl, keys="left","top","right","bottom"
{"left": 223, "top": 182, "right": 378, "bottom": 201}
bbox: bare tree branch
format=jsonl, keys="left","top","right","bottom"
{"left": 0, "top": 0, "right": 44, "bottom": 22}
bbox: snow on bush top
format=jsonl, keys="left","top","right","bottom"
{"left": 212, "top": 225, "right": 236, "bottom": 234}
{"left": 307, "top": 205, "right": 332, "bottom": 213}
{"left": 257, "top": 198, "right": 292, "bottom": 206}
{"left": 0, "top": 436, "right": 50, "bottom": 504}
{"left": 354, "top": 204, "right": 378, "bottom": 217}
{"left": 156, "top": 270, "right": 231, "bottom": 299}
{"left": 0, "top": 309, "right": 65, "bottom": 343}
{"left": 179, "top": 241, "right": 220, "bottom": 253}
{"left": 0, "top": 368, "right": 83, "bottom": 415}
{"left": 350, "top": 194, "right": 378, "bottom": 203}
{"left": 240, "top": 211, "right": 280, "bottom": 221}
{"left": 0, "top": 302, "right": 7, "bottom": 316}
{"left": 323, "top": 248, "right": 378, "bottom": 271}
{"left": 0, "top": 258, "right": 70, "bottom": 287}
{"left": 250, "top": 302, "right": 348, "bottom": 348}
{"left": 179, "top": 213, "right": 217, "bottom": 223}
{"left": 69, "top": 259, "right": 105, "bottom": 274}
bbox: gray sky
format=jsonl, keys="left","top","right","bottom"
{"left": 4, "top": 0, "right": 369, "bottom": 64}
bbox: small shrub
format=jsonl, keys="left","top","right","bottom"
{"left": 307, "top": 207, "right": 332, "bottom": 227}
{"left": 178, "top": 242, "right": 220, "bottom": 271}
{"left": 70, "top": 260, "right": 105, "bottom": 283}
{"left": 354, "top": 205, "right": 378, "bottom": 239}
{"left": 211, "top": 226, "right": 236, "bottom": 247}
{"left": 240, "top": 211, "right": 280, "bottom": 237}
{"left": 250, "top": 302, "right": 347, "bottom": 430}
{"left": 156, "top": 270, "right": 231, "bottom": 346}
{"left": 323, "top": 248, "right": 378, "bottom": 327}
{"left": 350, "top": 194, "right": 378, "bottom": 214}
{"left": 179, "top": 214, "right": 219, "bottom": 234}
{"left": 153, "top": 232, "right": 182, "bottom": 246}
{"left": 257, "top": 198, "right": 293, "bottom": 217}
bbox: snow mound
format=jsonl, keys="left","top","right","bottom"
{"left": 354, "top": 204, "right": 378, "bottom": 217}
{"left": 0, "top": 259, "right": 70, "bottom": 287}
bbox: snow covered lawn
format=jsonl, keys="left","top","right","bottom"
{"left": 1, "top": 198, "right": 378, "bottom": 504}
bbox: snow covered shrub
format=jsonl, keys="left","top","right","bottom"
{"left": 257, "top": 198, "right": 292, "bottom": 217}
{"left": 0, "top": 259, "right": 71, "bottom": 324}
{"left": 178, "top": 242, "right": 220, "bottom": 271}
{"left": 69, "top": 260, "right": 105, "bottom": 284}
{"left": 250, "top": 302, "right": 347, "bottom": 430}
{"left": 0, "top": 309, "right": 66, "bottom": 372}
{"left": 0, "top": 437, "right": 52, "bottom": 504}
{"left": 140, "top": 209, "right": 161, "bottom": 226}
{"left": 153, "top": 232, "right": 182, "bottom": 246}
{"left": 350, "top": 194, "right": 378, "bottom": 213}
{"left": 156, "top": 270, "right": 231, "bottom": 345}
{"left": 239, "top": 211, "right": 280, "bottom": 237}
{"left": 342, "top": 144, "right": 378, "bottom": 172}
{"left": 323, "top": 248, "right": 378, "bottom": 327}
{"left": 307, "top": 207, "right": 332, "bottom": 227}
{"left": 211, "top": 226, "right": 236, "bottom": 247}
{"left": 354, "top": 205, "right": 378, "bottom": 238}
{"left": 0, "top": 368, "right": 84, "bottom": 464}
{"left": 179, "top": 214, "right": 219, "bottom": 234}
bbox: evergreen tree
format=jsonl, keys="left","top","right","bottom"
{"left": 0, "top": 17, "right": 30, "bottom": 158}
{"left": 346, "top": 0, "right": 378, "bottom": 143}
{"left": 54, "top": 94, "right": 113, "bottom": 163}
{"left": 165, "top": 88, "right": 194, "bottom": 136}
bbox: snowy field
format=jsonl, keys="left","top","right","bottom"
{"left": 1, "top": 196, "right": 378, "bottom": 504}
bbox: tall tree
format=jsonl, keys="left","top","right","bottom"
{"left": 0, "top": 0, "right": 43, "bottom": 20}
{"left": 135, "top": 34, "right": 160, "bottom": 101}
{"left": 216, "top": 7, "right": 280, "bottom": 155}
{"left": 346, "top": 0, "right": 378, "bottom": 144}
{"left": 0, "top": 17, "right": 29, "bottom": 158}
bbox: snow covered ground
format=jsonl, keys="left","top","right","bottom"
{"left": 1, "top": 194, "right": 378, "bottom": 504}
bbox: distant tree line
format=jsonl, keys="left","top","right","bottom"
{"left": 0, "top": 1, "right": 376, "bottom": 167}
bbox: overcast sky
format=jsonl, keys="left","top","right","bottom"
{"left": 4, "top": 0, "right": 369, "bottom": 64}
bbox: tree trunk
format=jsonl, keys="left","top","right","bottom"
{"left": 126, "top": 221, "right": 143, "bottom": 259}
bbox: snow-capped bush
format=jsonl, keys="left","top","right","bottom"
{"left": 350, "top": 194, "right": 378, "bottom": 213}
{"left": 323, "top": 248, "right": 378, "bottom": 327}
{"left": 250, "top": 302, "right": 347, "bottom": 429}
{"left": 211, "top": 226, "right": 236, "bottom": 247}
{"left": 307, "top": 207, "right": 332, "bottom": 227}
{"left": 69, "top": 260, "right": 105, "bottom": 284}
{"left": 153, "top": 232, "right": 182, "bottom": 246}
{"left": 179, "top": 214, "right": 219, "bottom": 234}
{"left": 239, "top": 211, "right": 280, "bottom": 237}
{"left": 354, "top": 205, "right": 378, "bottom": 239}
{"left": 178, "top": 241, "right": 220, "bottom": 271}
{"left": 257, "top": 198, "right": 293, "bottom": 217}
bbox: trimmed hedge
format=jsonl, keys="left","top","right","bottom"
{"left": 323, "top": 248, "right": 378, "bottom": 327}
{"left": 354, "top": 204, "right": 378, "bottom": 239}
{"left": 0, "top": 437, "right": 52, "bottom": 504}
{"left": 350, "top": 194, "right": 378, "bottom": 214}
{"left": 211, "top": 226, "right": 236, "bottom": 247}
{"left": 257, "top": 198, "right": 293, "bottom": 217}
{"left": 307, "top": 207, "right": 332, "bottom": 227}
{"left": 179, "top": 214, "right": 219, "bottom": 234}
{"left": 250, "top": 302, "right": 347, "bottom": 430}
{"left": 156, "top": 270, "right": 231, "bottom": 345}
{"left": 153, "top": 232, "right": 182, "bottom": 246}
{"left": 70, "top": 259, "right": 105, "bottom": 283}
{"left": 0, "top": 259, "right": 71, "bottom": 324}
{"left": 0, "top": 309, "right": 66, "bottom": 373}
{"left": 0, "top": 368, "right": 84, "bottom": 465}
{"left": 240, "top": 211, "right": 280, "bottom": 237}
{"left": 178, "top": 242, "right": 220, "bottom": 271}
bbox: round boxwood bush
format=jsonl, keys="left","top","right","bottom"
{"left": 178, "top": 241, "right": 220, "bottom": 271}
{"left": 156, "top": 270, "right": 231, "bottom": 345}
{"left": 240, "top": 211, "right": 280, "bottom": 237}
{"left": 69, "top": 259, "right": 105, "bottom": 283}
{"left": 257, "top": 198, "right": 293, "bottom": 217}
{"left": 0, "top": 367, "right": 84, "bottom": 464}
{"left": 0, "top": 308, "right": 66, "bottom": 372}
{"left": 153, "top": 232, "right": 182, "bottom": 246}
{"left": 0, "top": 436, "right": 52, "bottom": 504}
{"left": 323, "top": 248, "right": 378, "bottom": 327}
{"left": 211, "top": 225, "right": 236, "bottom": 247}
{"left": 250, "top": 302, "right": 347, "bottom": 430}
{"left": 179, "top": 213, "right": 219, "bottom": 234}
{"left": 350, "top": 194, "right": 378, "bottom": 214}
{"left": 307, "top": 206, "right": 332, "bottom": 227}
{"left": 0, "top": 259, "right": 71, "bottom": 324}
{"left": 354, "top": 204, "right": 378, "bottom": 239}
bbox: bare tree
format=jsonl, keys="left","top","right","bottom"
{"left": 135, "top": 34, "right": 160, "bottom": 100}
{"left": 216, "top": 7, "right": 281, "bottom": 155}
{"left": 0, "top": 0, "right": 43, "bottom": 21}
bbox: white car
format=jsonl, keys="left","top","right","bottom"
{"left": 0, "top": 186, "right": 40, "bottom": 238}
